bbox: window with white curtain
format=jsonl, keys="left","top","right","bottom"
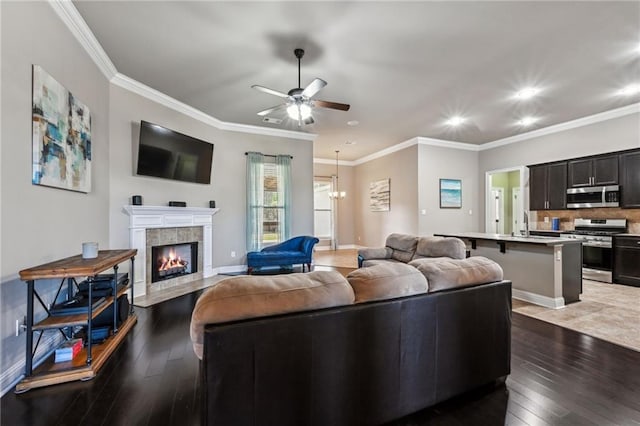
{"left": 246, "top": 153, "right": 291, "bottom": 252}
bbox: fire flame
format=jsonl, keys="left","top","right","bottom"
{"left": 158, "top": 248, "right": 188, "bottom": 271}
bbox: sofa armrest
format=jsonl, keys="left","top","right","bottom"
{"left": 357, "top": 247, "right": 392, "bottom": 260}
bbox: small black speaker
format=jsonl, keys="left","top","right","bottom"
{"left": 132, "top": 195, "right": 142, "bottom": 205}
{"left": 209, "top": 200, "right": 216, "bottom": 208}
{"left": 168, "top": 201, "right": 187, "bottom": 207}
{"left": 92, "top": 295, "right": 130, "bottom": 327}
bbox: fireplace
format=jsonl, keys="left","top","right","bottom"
{"left": 123, "top": 205, "right": 219, "bottom": 298}
{"left": 151, "top": 242, "right": 198, "bottom": 283}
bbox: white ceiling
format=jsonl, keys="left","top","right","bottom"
{"left": 73, "top": 1, "right": 640, "bottom": 161}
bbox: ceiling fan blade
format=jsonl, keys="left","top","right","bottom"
{"left": 257, "top": 104, "right": 286, "bottom": 116}
{"left": 314, "top": 100, "right": 351, "bottom": 111}
{"left": 301, "top": 78, "right": 327, "bottom": 98}
{"left": 304, "top": 116, "right": 315, "bottom": 125}
{"left": 252, "top": 85, "right": 289, "bottom": 99}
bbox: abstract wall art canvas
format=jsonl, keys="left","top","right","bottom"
{"left": 370, "top": 178, "right": 390, "bottom": 212}
{"left": 440, "top": 178, "right": 462, "bottom": 208}
{"left": 32, "top": 65, "right": 91, "bottom": 193}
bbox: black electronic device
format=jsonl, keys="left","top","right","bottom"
{"left": 77, "top": 273, "right": 129, "bottom": 298}
{"left": 136, "top": 120, "right": 214, "bottom": 184}
{"left": 78, "top": 325, "right": 111, "bottom": 344}
{"left": 132, "top": 195, "right": 142, "bottom": 205}
{"left": 168, "top": 201, "right": 187, "bottom": 207}
{"left": 209, "top": 200, "right": 216, "bottom": 208}
{"left": 50, "top": 296, "right": 106, "bottom": 316}
{"left": 92, "top": 295, "right": 130, "bottom": 328}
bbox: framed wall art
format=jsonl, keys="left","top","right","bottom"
{"left": 370, "top": 178, "right": 390, "bottom": 212}
{"left": 32, "top": 65, "right": 92, "bottom": 193}
{"left": 439, "top": 178, "right": 462, "bottom": 208}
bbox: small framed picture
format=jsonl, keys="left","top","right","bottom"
{"left": 440, "top": 179, "right": 462, "bottom": 208}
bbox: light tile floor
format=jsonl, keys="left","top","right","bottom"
{"left": 513, "top": 280, "right": 640, "bottom": 352}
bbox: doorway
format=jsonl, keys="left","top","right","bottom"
{"left": 485, "top": 167, "right": 525, "bottom": 235}
{"left": 313, "top": 178, "right": 334, "bottom": 249}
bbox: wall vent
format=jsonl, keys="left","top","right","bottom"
{"left": 262, "top": 117, "right": 283, "bottom": 124}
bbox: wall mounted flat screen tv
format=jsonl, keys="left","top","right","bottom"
{"left": 136, "top": 121, "right": 214, "bottom": 184}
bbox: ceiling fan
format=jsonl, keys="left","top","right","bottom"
{"left": 252, "top": 48, "right": 350, "bottom": 126}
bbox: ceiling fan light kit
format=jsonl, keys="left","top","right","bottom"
{"left": 252, "top": 48, "right": 350, "bottom": 126}
{"left": 287, "top": 103, "right": 312, "bottom": 120}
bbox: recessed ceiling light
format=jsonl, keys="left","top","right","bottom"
{"left": 514, "top": 87, "right": 540, "bottom": 100}
{"left": 619, "top": 84, "right": 640, "bottom": 96}
{"left": 347, "top": 120, "right": 359, "bottom": 126}
{"left": 517, "top": 117, "right": 538, "bottom": 126}
{"left": 445, "top": 116, "right": 466, "bottom": 126}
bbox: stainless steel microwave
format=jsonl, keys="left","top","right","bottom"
{"left": 566, "top": 185, "right": 619, "bottom": 208}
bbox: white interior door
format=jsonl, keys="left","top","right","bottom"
{"left": 486, "top": 187, "right": 505, "bottom": 234}
{"left": 512, "top": 188, "right": 523, "bottom": 234}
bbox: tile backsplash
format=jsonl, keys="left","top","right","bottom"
{"left": 532, "top": 208, "right": 640, "bottom": 234}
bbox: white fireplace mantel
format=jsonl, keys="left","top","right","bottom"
{"left": 123, "top": 205, "right": 220, "bottom": 297}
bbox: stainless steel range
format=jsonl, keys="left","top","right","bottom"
{"left": 561, "top": 218, "right": 627, "bottom": 283}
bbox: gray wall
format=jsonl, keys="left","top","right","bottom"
{"left": 354, "top": 146, "right": 419, "bottom": 247}
{"left": 109, "top": 86, "right": 315, "bottom": 267}
{"left": 418, "top": 144, "right": 480, "bottom": 236}
{"left": 0, "top": 1, "right": 315, "bottom": 394}
{"left": 313, "top": 162, "right": 355, "bottom": 247}
{"left": 1, "top": 2, "right": 110, "bottom": 392}
{"left": 478, "top": 113, "right": 640, "bottom": 227}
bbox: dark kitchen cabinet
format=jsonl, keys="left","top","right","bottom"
{"left": 568, "top": 154, "right": 618, "bottom": 188}
{"left": 529, "top": 162, "right": 567, "bottom": 210}
{"left": 613, "top": 235, "right": 640, "bottom": 287}
{"left": 620, "top": 150, "right": 640, "bottom": 208}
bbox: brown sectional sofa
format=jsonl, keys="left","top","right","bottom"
{"left": 190, "top": 256, "right": 511, "bottom": 425}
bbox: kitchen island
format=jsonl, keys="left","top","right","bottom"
{"left": 435, "top": 232, "right": 583, "bottom": 308}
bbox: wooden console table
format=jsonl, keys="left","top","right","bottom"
{"left": 16, "top": 249, "right": 137, "bottom": 393}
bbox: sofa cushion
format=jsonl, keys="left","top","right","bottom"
{"left": 409, "top": 256, "right": 503, "bottom": 293}
{"left": 361, "top": 258, "right": 405, "bottom": 268}
{"left": 357, "top": 246, "right": 392, "bottom": 261}
{"left": 347, "top": 262, "right": 428, "bottom": 303}
{"left": 412, "top": 236, "right": 466, "bottom": 260}
{"left": 190, "top": 270, "right": 354, "bottom": 359}
{"left": 386, "top": 233, "right": 418, "bottom": 263}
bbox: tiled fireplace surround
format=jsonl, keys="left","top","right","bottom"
{"left": 123, "top": 205, "right": 219, "bottom": 298}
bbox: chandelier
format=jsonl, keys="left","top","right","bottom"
{"left": 329, "top": 150, "right": 346, "bottom": 199}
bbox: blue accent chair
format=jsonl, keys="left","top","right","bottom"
{"left": 247, "top": 236, "right": 320, "bottom": 274}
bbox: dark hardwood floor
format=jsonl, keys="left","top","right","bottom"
{"left": 2, "top": 288, "right": 640, "bottom": 426}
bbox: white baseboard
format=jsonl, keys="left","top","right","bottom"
{"left": 512, "top": 289, "right": 565, "bottom": 309}
{"left": 315, "top": 244, "right": 362, "bottom": 251}
{"left": 1, "top": 332, "right": 64, "bottom": 397}
{"left": 213, "top": 265, "right": 246, "bottom": 274}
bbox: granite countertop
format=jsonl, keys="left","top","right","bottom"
{"left": 435, "top": 232, "right": 581, "bottom": 246}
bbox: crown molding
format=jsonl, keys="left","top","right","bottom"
{"left": 313, "top": 158, "right": 356, "bottom": 166}
{"left": 480, "top": 103, "right": 640, "bottom": 151}
{"left": 50, "top": 0, "right": 638, "bottom": 160}
{"left": 314, "top": 136, "right": 479, "bottom": 166}
{"left": 51, "top": 0, "right": 315, "bottom": 142}
{"left": 352, "top": 137, "right": 420, "bottom": 165}
{"left": 417, "top": 137, "right": 481, "bottom": 151}
{"left": 48, "top": 0, "right": 117, "bottom": 80}
{"left": 112, "top": 74, "right": 316, "bottom": 141}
